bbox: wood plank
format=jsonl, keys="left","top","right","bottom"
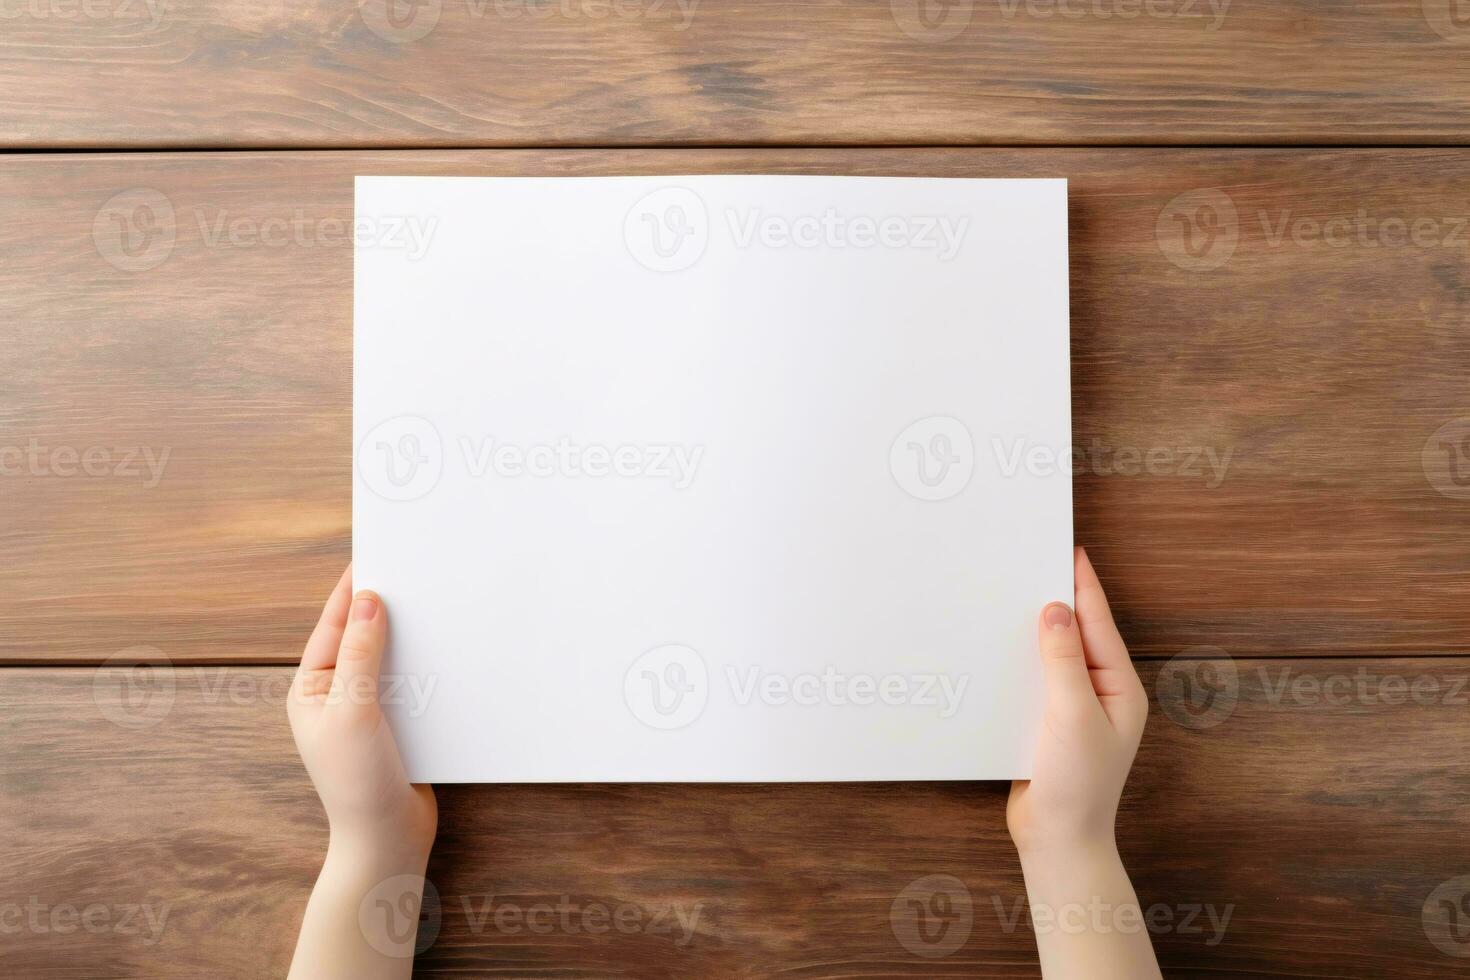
{"left": 3, "top": 658, "right": 1467, "bottom": 977}
{"left": 2, "top": 149, "right": 1468, "bottom": 663}
{"left": 2, "top": 1, "right": 1470, "bottom": 148}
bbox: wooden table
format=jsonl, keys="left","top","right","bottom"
{"left": 3, "top": 6, "right": 1469, "bottom": 978}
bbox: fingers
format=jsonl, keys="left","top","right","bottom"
{"left": 1072, "top": 547, "right": 1133, "bottom": 674}
{"left": 1072, "top": 547, "right": 1148, "bottom": 735}
{"left": 330, "top": 590, "right": 387, "bottom": 718}
{"left": 300, "top": 564, "right": 353, "bottom": 671}
{"left": 1037, "top": 601, "right": 1100, "bottom": 716}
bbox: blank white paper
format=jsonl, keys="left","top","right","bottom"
{"left": 354, "top": 174, "right": 1071, "bottom": 783}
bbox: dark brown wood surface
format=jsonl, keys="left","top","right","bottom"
{"left": 3, "top": 148, "right": 1467, "bottom": 663}
{"left": 6, "top": 10, "right": 1470, "bottom": 972}
{"left": 4, "top": 659, "right": 1468, "bottom": 978}
{"left": 2, "top": 0, "right": 1470, "bottom": 148}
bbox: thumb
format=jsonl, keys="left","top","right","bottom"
{"left": 331, "top": 590, "right": 387, "bottom": 717}
{"left": 1037, "top": 602, "right": 1099, "bottom": 715}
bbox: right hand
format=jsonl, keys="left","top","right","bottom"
{"left": 1005, "top": 547, "right": 1148, "bottom": 858}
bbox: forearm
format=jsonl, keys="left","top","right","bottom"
{"left": 1018, "top": 841, "right": 1163, "bottom": 980}
{"left": 288, "top": 836, "right": 432, "bottom": 980}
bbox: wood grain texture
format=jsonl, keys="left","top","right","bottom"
{"left": 3, "top": 659, "right": 1468, "bottom": 978}
{"left": 2, "top": 1, "right": 1470, "bottom": 148}
{"left": 3, "top": 148, "right": 1467, "bottom": 663}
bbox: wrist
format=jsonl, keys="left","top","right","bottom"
{"left": 326, "top": 820, "right": 435, "bottom": 874}
{"left": 322, "top": 833, "right": 433, "bottom": 891}
{"left": 1014, "top": 833, "right": 1120, "bottom": 875}
{"left": 323, "top": 785, "right": 437, "bottom": 868}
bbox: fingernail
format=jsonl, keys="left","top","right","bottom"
{"left": 351, "top": 591, "right": 379, "bottom": 622}
{"left": 1043, "top": 603, "right": 1073, "bottom": 630}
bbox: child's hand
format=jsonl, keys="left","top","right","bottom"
{"left": 1007, "top": 546, "right": 1147, "bottom": 857}
{"left": 288, "top": 565, "right": 436, "bottom": 858}
{"left": 1006, "top": 547, "right": 1161, "bottom": 980}
{"left": 287, "top": 566, "right": 436, "bottom": 979}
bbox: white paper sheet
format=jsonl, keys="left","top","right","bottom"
{"left": 354, "top": 174, "right": 1071, "bottom": 782}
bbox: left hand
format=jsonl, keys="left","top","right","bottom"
{"left": 288, "top": 565, "right": 436, "bottom": 857}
